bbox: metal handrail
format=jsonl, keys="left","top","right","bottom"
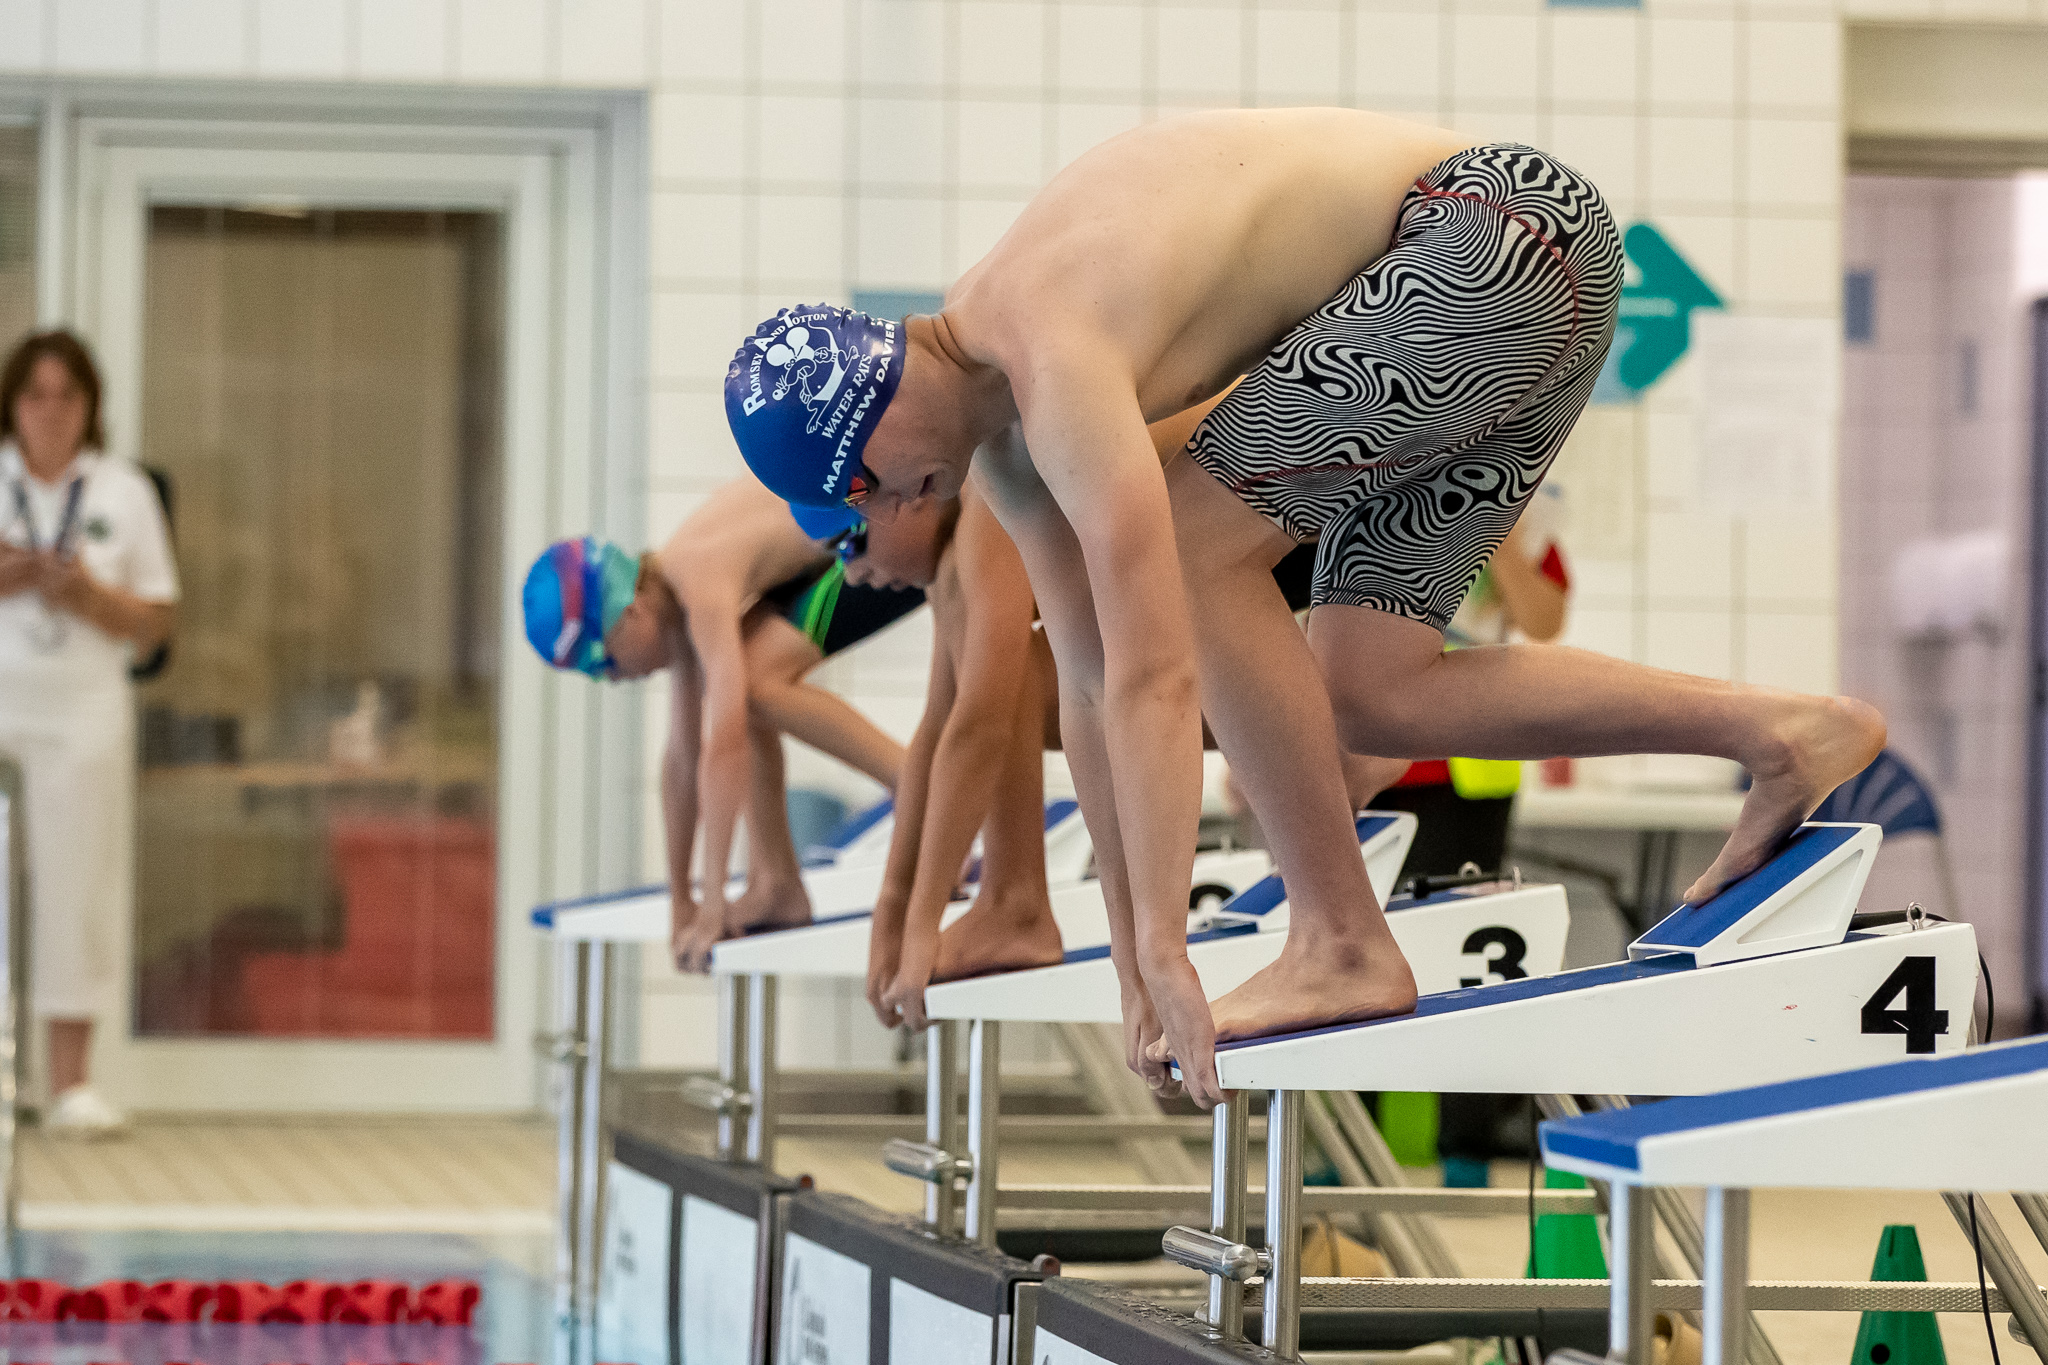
{"left": 0, "top": 753, "right": 32, "bottom": 1278}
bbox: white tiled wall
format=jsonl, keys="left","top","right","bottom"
{"left": 1840, "top": 175, "right": 2033, "bottom": 1026}
{"left": 0, "top": 0, "right": 1877, "bottom": 1063}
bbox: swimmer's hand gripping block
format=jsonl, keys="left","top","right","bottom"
{"left": 1629, "top": 822, "right": 1880, "bottom": 967}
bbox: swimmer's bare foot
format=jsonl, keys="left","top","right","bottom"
{"left": 677, "top": 907, "right": 729, "bottom": 973}
{"left": 931, "top": 891, "right": 1065, "bottom": 983}
{"left": 1682, "top": 694, "right": 1886, "bottom": 905}
{"left": 730, "top": 877, "right": 813, "bottom": 936}
{"left": 1205, "top": 930, "right": 1418, "bottom": 1043}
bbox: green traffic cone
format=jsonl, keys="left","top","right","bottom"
{"left": 1525, "top": 1170, "right": 1607, "bottom": 1279}
{"left": 1851, "top": 1225, "right": 1947, "bottom": 1365}
{"left": 1376, "top": 1092, "right": 1439, "bottom": 1167}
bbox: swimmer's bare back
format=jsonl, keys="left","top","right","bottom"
{"left": 658, "top": 473, "right": 830, "bottom": 607}
{"left": 945, "top": 109, "right": 1475, "bottom": 427}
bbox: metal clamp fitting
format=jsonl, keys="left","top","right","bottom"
{"left": 882, "top": 1139, "right": 974, "bottom": 1186}
{"left": 532, "top": 1031, "right": 588, "bottom": 1063}
{"left": 1162, "top": 1226, "right": 1271, "bottom": 1282}
{"left": 681, "top": 1076, "right": 754, "bottom": 1117}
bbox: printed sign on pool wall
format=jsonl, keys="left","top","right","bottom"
{"left": 781, "top": 1233, "right": 871, "bottom": 1365}
{"left": 595, "top": 1162, "right": 675, "bottom": 1365}
{"left": 1592, "top": 222, "right": 1723, "bottom": 404}
{"left": 888, "top": 1278, "right": 993, "bottom": 1362}
{"left": 680, "top": 1195, "right": 759, "bottom": 1365}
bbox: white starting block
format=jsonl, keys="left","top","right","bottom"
{"left": 1540, "top": 1036, "right": 2048, "bottom": 1365}
{"left": 802, "top": 795, "right": 898, "bottom": 867}
{"left": 897, "top": 863, "right": 1566, "bottom": 1259}
{"left": 1153, "top": 822, "right": 1985, "bottom": 1361}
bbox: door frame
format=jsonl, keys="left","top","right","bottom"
{"left": 7, "top": 81, "right": 646, "bottom": 1111}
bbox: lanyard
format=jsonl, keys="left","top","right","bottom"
{"left": 12, "top": 472, "right": 85, "bottom": 555}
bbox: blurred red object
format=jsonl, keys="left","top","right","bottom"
{"left": 209, "top": 1280, "right": 282, "bottom": 1322}
{"left": 142, "top": 1279, "right": 213, "bottom": 1323}
{"left": 58, "top": 1279, "right": 146, "bottom": 1321}
{"left": 1539, "top": 757, "right": 1574, "bottom": 786}
{"left": 336, "top": 1279, "right": 410, "bottom": 1324}
{"left": 4, "top": 1278, "right": 66, "bottom": 1321}
{"left": 408, "top": 1279, "right": 480, "bottom": 1326}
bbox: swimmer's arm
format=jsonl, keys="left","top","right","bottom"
{"left": 868, "top": 617, "right": 953, "bottom": 1026}
{"left": 662, "top": 626, "right": 705, "bottom": 950}
{"left": 1021, "top": 367, "right": 1204, "bottom": 976}
{"left": 893, "top": 505, "right": 1040, "bottom": 1017}
{"left": 678, "top": 585, "right": 753, "bottom": 926}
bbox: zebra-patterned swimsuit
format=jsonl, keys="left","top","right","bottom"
{"left": 1187, "top": 143, "right": 1623, "bottom": 630}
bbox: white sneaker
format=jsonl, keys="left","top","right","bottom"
{"left": 45, "top": 1085, "right": 129, "bottom": 1139}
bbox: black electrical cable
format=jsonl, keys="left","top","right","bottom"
{"left": 1969, "top": 1193, "right": 2004, "bottom": 1365}
{"left": 1979, "top": 951, "right": 1997, "bottom": 1043}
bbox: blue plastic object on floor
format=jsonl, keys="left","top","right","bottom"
{"left": 1441, "top": 1154, "right": 1490, "bottom": 1188}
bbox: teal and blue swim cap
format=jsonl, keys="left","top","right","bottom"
{"left": 726, "top": 304, "right": 902, "bottom": 507}
{"left": 522, "top": 536, "right": 639, "bottom": 678}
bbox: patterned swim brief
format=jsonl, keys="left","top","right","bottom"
{"left": 1187, "top": 142, "right": 1623, "bottom": 630}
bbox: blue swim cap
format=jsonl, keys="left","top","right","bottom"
{"left": 726, "top": 304, "right": 902, "bottom": 507}
{"left": 789, "top": 503, "right": 864, "bottom": 542}
{"left": 522, "top": 536, "right": 640, "bottom": 678}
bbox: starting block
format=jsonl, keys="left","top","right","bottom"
{"left": 1150, "top": 822, "right": 1986, "bottom": 1362}
{"left": 1540, "top": 1036, "right": 2048, "bottom": 1365}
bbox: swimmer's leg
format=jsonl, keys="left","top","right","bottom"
{"left": 745, "top": 610, "right": 905, "bottom": 789}
{"left": 1314, "top": 606, "right": 1882, "bottom": 907}
{"left": 1151, "top": 456, "right": 1419, "bottom": 1062}
{"left": 927, "top": 638, "right": 1064, "bottom": 990}
{"left": 729, "top": 713, "right": 815, "bottom": 935}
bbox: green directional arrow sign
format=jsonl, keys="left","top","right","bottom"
{"left": 1593, "top": 222, "right": 1724, "bottom": 402}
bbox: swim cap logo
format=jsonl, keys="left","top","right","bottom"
{"left": 747, "top": 317, "right": 847, "bottom": 433}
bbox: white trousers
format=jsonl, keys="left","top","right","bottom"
{"left": 0, "top": 678, "right": 132, "bottom": 1020}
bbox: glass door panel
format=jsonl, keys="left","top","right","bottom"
{"left": 133, "top": 205, "right": 504, "bottom": 1041}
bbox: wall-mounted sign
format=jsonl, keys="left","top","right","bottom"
{"left": 1593, "top": 222, "right": 1724, "bottom": 403}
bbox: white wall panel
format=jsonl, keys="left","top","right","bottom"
{"left": 153, "top": 0, "right": 251, "bottom": 77}
{"left": 356, "top": 0, "right": 452, "bottom": 81}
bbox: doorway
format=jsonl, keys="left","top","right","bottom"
{"left": 49, "top": 98, "right": 645, "bottom": 1111}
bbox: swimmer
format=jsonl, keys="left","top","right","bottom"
{"left": 520, "top": 476, "right": 932, "bottom": 971}
{"left": 725, "top": 110, "right": 1882, "bottom": 1107}
{"left": 860, "top": 476, "right": 1064, "bottom": 1033}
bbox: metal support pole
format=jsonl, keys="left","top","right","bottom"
{"left": 569, "top": 942, "right": 613, "bottom": 1353}
{"left": 1263, "top": 1089, "right": 1304, "bottom": 1361}
{"left": 2015, "top": 1193, "right": 2048, "bottom": 1261}
{"left": 744, "top": 973, "right": 777, "bottom": 1167}
{"left": 1322, "top": 1089, "right": 1461, "bottom": 1278}
{"left": 1703, "top": 1188, "right": 1751, "bottom": 1365}
{"left": 1942, "top": 1193, "right": 2048, "bottom": 1365}
{"left": 964, "top": 1020, "right": 1001, "bottom": 1247}
{"left": 716, "top": 974, "right": 750, "bottom": 1160}
{"left": 1207, "top": 1096, "right": 1249, "bottom": 1340}
{"left": 925, "top": 1021, "right": 962, "bottom": 1236}
{"left": 550, "top": 938, "right": 589, "bottom": 1350}
{"left": 1608, "top": 1182, "right": 1656, "bottom": 1365}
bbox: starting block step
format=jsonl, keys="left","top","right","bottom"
{"left": 601, "top": 1131, "right": 798, "bottom": 1365}
{"left": 924, "top": 876, "right": 1568, "bottom": 1024}
{"left": 803, "top": 797, "right": 898, "bottom": 868}
{"left": 781, "top": 1190, "right": 1045, "bottom": 1365}
{"left": 1542, "top": 1034, "right": 2048, "bottom": 1192}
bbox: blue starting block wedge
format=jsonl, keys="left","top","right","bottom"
{"left": 1198, "top": 812, "right": 1417, "bottom": 931}
{"left": 924, "top": 873, "right": 1567, "bottom": 1025}
{"left": 801, "top": 796, "right": 898, "bottom": 868}
{"left": 1537, "top": 1037, "right": 2048, "bottom": 1365}
{"left": 1630, "top": 821, "right": 1879, "bottom": 966}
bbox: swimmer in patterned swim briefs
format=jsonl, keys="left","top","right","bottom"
{"left": 723, "top": 109, "right": 1885, "bottom": 1108}
{"left": 521, "top": 475, "right": 932, "bottom": 971}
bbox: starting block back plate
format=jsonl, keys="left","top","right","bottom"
{"left": 780, "top": 1190, "right": 1044, "bottom": 1365}
{"left": 1541, "top": 1034, "right": 2048, "bottom": 1191}
{"left": 1630, "top": 822, "right": 1878, "bottom": 967}
{"left": 606, "top": 1131, "right": 797, "bottom": 1365}
{"left": 1211, "top": 921, "right": 1978, "bottom": 1095}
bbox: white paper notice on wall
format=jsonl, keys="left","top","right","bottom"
{"left": 1692, "top": 313, "right": 1837, "bottom": 517}
{"left": 679, "top": 1195, "right": 758, "bottom": 1365}
{"left": 782, "top": 1233, "right": 872, "bottom": 1365}
{"left": 595, "top": 1162, "right": 674, "bottom": 1365}
{"left": 888, "top": 1279, "right": 993, "bottom": 1362}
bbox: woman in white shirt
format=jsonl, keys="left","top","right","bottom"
{"left": 0, "top": 331, "right": 178, "bottom": 1136}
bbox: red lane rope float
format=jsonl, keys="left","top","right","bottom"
{"left": 0, "top": 1278, "right": 479, "bottom": 1326}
